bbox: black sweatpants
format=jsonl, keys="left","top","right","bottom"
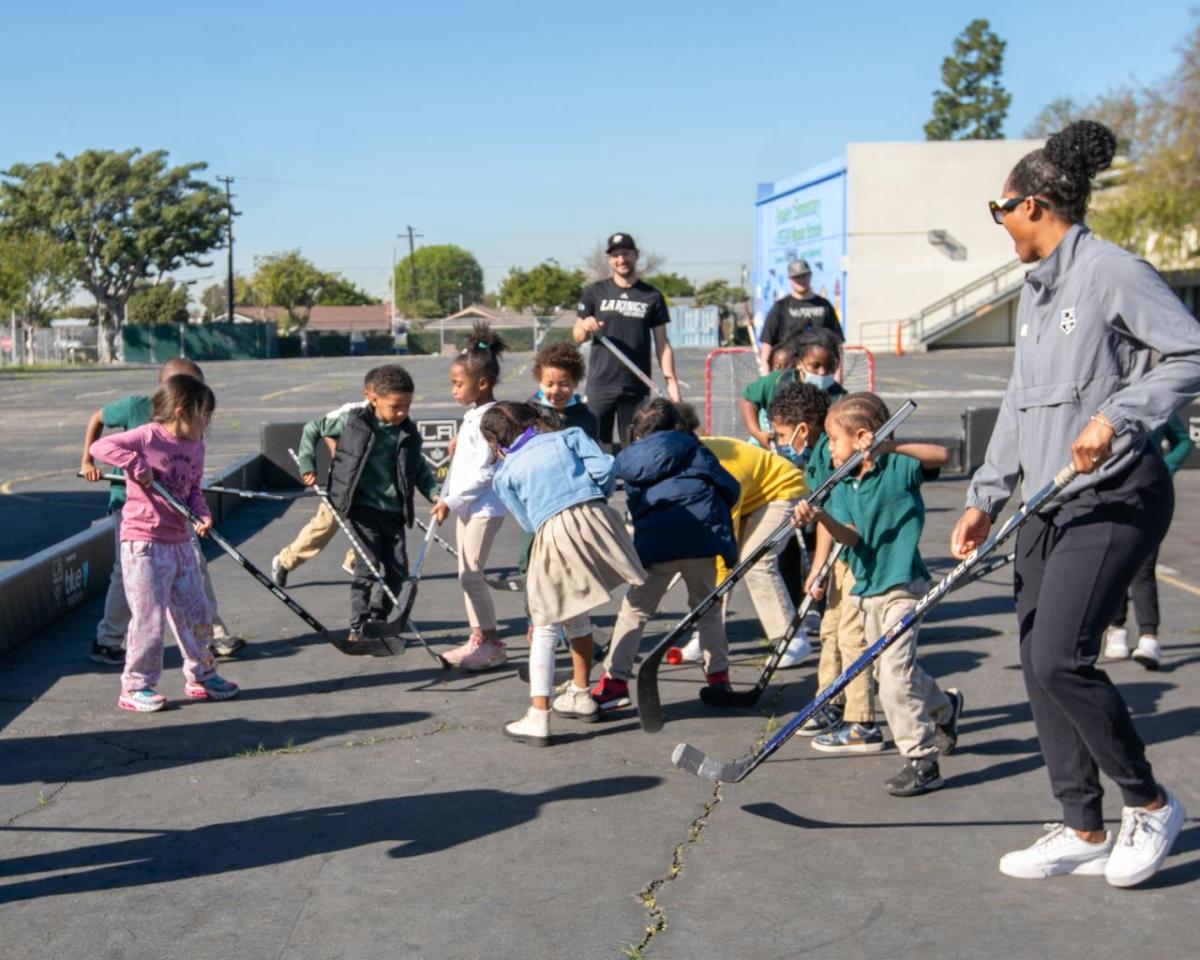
{"left": 346, "top": 505, "right": 409, "bottom": 628}
{"left": 1111, "top": 546, "right": 1161, "bottom": 636}
{"left": 587, "top": 386, "right": 648, "bottom": 450}
{"left": 1013, "top": 450, "right": 1172, "bottom": 831}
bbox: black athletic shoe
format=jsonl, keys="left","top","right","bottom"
{"left": 885, "top": 758, "right": 944, "bottom": 797}
{"left": 271, "top": 555, "right": 288, "bottom": 588}
{"left": 934, "top": 687, "right": 964, "bottom": 756}
{"left": 90, "top": 641, "right": 124, "bottom": 666}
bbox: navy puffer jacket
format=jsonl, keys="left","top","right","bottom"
{"left": 616, "top": 430, "right": 740, "bottom": 568}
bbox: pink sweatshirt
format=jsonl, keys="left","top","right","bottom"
{"left": 90, "top": 423, "right": 211, "bottom": 543}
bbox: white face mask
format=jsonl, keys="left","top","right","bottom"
{"left": 803, "top": 371, "right": 836, "bottom": 390}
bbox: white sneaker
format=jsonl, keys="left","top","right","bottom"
{"left": 1103, "top": 626, "right": 1130, "bottom": 660}
{"left": 1105, "top": 788, "right": 1186, "bottom": 888}
{"left": 998, "top": 823, "right": 1113, "bottom": 879}
{"left": 551, "top": 683, "right": 599, "bottom": 723}
{"left": 503, "top": 706, "right": 551, "bottom": 747}
{"left": 679, "top": 632, "right": 703, "bottom": 663}
{"left": 1131, "top": 635, "right": 1162, "bottom": 671}
{"left": 777, "top": 631, "right": 812, "bottom": 669}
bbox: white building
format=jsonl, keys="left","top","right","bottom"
{"left": 755, "top": 139, "right": 1044, "bottom": 352}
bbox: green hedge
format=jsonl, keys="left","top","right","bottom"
{"left": 121, "top": 322, "right": 277, "bottom": 362}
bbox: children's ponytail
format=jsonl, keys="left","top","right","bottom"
{"left": 455, "top": 321, "right": 508, "bottom": 383}
{"left": 152, "top": 374, "right": 216, "bottom": 425}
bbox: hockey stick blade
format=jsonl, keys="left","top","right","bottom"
{"left": 330, "top": 631, "right": 399, "bottom": 657}
{"left": 671, "top": 743, "right": 750, "bottom": 783}
{"left": 697, "top": 685, "right": 761, "bottom": 709}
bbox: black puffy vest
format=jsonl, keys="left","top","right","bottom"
{"left": 325, "top": 408, "right": 423, "bottom": 525}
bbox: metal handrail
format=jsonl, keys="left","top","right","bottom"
{"left": 910, "top": 259, "right": 1025, "bottom": 343}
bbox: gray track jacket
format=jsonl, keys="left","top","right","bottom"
{"left": 967, "top": 224, "right": 1200, "bottom": 517}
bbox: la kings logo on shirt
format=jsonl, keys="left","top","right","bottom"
{"left": 1060, "top": 307, "right": 1076, "bottom": 335}
{"left": 599, "top": 292, "right": 651, "bottom": 319}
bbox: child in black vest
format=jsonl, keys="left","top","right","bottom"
{"left": 296, "top": 364, "right": 439, "bottom": 643}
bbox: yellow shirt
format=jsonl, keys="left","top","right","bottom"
{"left": 703, "top": 436, "right": 807, "bottom": 580}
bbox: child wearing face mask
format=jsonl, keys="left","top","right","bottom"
{"left": 738, "top": 330, "right": 845, "bottom": 448}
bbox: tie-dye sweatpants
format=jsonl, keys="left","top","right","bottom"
{"left": 120, "top": 540, "right": 216, "bottom": 693}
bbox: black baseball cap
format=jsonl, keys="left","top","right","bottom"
{"left": 606, "top": 232, "right": 638, "bottom": 254}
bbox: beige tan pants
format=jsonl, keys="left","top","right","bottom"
{"left": 605, "top": 557, "right": 728, "bottom": 682}
{"left": 738, "top": 499, "right": 799, "bottom": 640}
{"left": 857, "top": 579, "right": 952, "bottom": 759}
{"left": 278, "top": 502, "right": 355, "bottom": 572}
{"left": 457, "top": 514, "right": 504, "bottom": 632}
{"left": 815, "top": 560, "right": 874, "bottom": 724}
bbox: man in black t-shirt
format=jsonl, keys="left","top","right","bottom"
{"left": 759, "top": 258, "right": 842, "bottom": 372}
{"left": 574, "top": 232, "right": 681, "bottom": 446}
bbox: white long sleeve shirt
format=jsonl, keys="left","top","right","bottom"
{"left": 443, "top": 401, "right": 506, "bottom": 519}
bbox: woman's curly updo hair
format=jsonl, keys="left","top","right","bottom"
{"left": 1007, "top": 120, "right": 1117, "bottom": 224}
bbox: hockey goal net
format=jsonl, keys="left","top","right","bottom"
{"left": 703, "top": 345, "right": 875, "bottom": 437}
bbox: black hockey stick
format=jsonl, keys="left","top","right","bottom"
{"left": 699, "top": 543, "right": 843, "bottom": 710}
{"left": 413, "top": 517, "right": 524, "bottom": 592}
{"left": 635, "top": 399, "right": 916, "bottom": 733}
{"left": 86, "top": 472, "right": 313, "bottom": 503}
{"left": 672, "top": 464, "right": 1078, "bottom": 783}
{"left": 141, "top": 478, "right": 394, "bottom": 657}
{"left": 286, "top": 449, "right": 445, "bottom": 668}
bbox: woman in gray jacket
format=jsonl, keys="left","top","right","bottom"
{"left": 951, "top": 121, "right": 1200, "bottom": 888}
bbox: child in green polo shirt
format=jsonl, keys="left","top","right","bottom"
{"left": 81, "top": 358, "right": 243, "bottom": 665}
{"left": 794, "top": 392, "right": 963, "bottom": 797}
{"left": 738, "top": 330, "right": 846, "bottom": 447}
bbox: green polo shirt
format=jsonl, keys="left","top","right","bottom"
{"left": 99, "top": 394, "right": 154, "bottom": 512}
{"left": 805, "top": 432, "right": 833, "bottom": 491}
{"left": 827, "top": 453, "right": 935, "bottom": 597}
{"left": 355, "top": 419, "right": 406, "bottom": 513}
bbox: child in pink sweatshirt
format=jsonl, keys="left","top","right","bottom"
{"left": 89, "top": 374, "right": 239, "bottom": 712}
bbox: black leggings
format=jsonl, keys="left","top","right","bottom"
{"left": 587, "top": 387, "right": 648, "bottom": 450}
{"left": 1111, "top": 546, "right": 1161, "bottom": 635}
{"left": 1014, "top": 451, "right": 1172, "bottom": 830}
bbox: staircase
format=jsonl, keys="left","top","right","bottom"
{"left": 907, "top": 259, "right": 1025, "bottom": 347}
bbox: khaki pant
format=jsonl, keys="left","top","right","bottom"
{"left": 456, "top": 514, "right": 504, "bottom": 632}
{"left": 737, "top": 500, "right": 798, "bottom": 640}
{"left": 858, "top": 579, "right": 952, "bottom": 759}
{"left": 96, "top": 511, "right": 230, "bottom": 648}
{"left": 815, "top": 560, "right": 873, "bottom": 724}
{"left": 605, "top": 557, "right": 728, "bottom": 682}
{"left": 277, "top": 502, "right": 355, "bottom": 572}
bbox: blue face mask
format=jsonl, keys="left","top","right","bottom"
{"left": 802, "top": 371, "right": 837, "bottom": 391}
{"left": 775, "top": 425, "right": 809, "bottom": 467}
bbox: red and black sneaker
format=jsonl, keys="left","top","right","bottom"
{"left": 590, "top": 675, "right": 631, "bottom": 712}
{"left": 706, "top": 669, "right": 733, "bottom": 695}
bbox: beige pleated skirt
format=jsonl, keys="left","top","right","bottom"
{"left": 527, "top": 500, "right": 647, "bottom": 626}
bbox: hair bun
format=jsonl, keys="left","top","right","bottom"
{"left": 1045, "top": 120, "right": 1117, "bottom": 180}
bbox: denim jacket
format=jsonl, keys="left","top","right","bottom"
{"left": 492, "top": 427, "right": 615, "bottom": 533}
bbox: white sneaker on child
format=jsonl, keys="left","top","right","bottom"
{"left": 551, "top": 684, "right": 599, "bottom": 723}
{"left": 1102, "top": 626, "right": 1130, "bottom": 660}
{"left": 504, "top": 707, "right": 551, "bottom": 747}
{"left": 998, "top": 823, "right": 1113, "bottom": 879}
{"left": 679, "top": 632, "right": 703, "bottom": 663}
{"left": 1105, "top": 789, "right": 1186, "bottom": 888}
{"left": 1131, "top": 635, "right": 1162, "bottom": 670}
{"left": 777, "top": 631, "right": 812, "bottom": 669}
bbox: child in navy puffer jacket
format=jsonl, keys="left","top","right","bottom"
{"left": 594, "top": 398, "right": 741, "bottom": 712}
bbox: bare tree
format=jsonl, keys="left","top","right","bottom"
{"left": 581, "top": 243, "right": 667, "bottom": 282}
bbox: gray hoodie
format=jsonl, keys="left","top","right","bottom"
{"left": 967, "top": 223, "right": 1200, "bottom": 517}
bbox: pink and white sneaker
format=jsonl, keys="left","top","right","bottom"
{"left": 118, "top": 688, "right": 166, "bottom": 713}
{"left": 184, "top": 674, "right": 240, "bottom": 701}
{"left": 458, "top": 637, "right": 508, "bottom": 671}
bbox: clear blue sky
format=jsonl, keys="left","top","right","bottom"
{"left": 1, "top": 1, "right": 1192, "bottom": 299}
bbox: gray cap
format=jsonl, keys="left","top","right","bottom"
{"left": 787, "top": 258, "right": 812, "bottom": 278}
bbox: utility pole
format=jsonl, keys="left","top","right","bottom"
{"left": 218, "top": 176, "right": 235, "bottom": 323}
{"left": 401, "top": 225, "right": 423, "bottom": 308}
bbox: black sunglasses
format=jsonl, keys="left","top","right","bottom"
{"left": 989, "top": 196, "right": 1049, "bottom": 224}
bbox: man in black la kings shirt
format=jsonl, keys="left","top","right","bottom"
{"left": 574, "top": 232, "right": 681, "bottom": 446}
{"left": 759, "top": 257, "right": 843, "bottom": 372}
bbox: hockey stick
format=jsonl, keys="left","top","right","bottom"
{"left": 699, "top": 542, "right": 843, "bottom": 710}
{"left": 85, "top": 472, "right": 313, "bottom": 502}
{"left": 140, "top": 478, "right": 393, "bottom": 657}
{"left": 596, "top": 333, "right": 665, "bottom": 398}
{"left": 413, "top": 517, "right": 524, "bottom": 592}
{"left": 635, "top": 399, "right": 917, "bottom": 732}
{"left": 286, "top": 449, "right": 445, "bottom": 668}
{"left": 672, "top": 464, "right": 1078, "bottom": 782}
